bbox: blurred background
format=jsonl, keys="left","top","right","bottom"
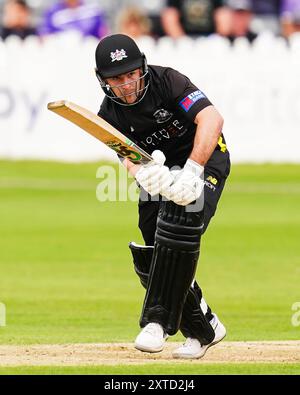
{"left": 0, "top": 0, "right": 299, "bottom": 162}
{"left": 0, "top": 1, "right": 299, "bottom": 372}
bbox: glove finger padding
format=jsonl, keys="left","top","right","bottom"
{"left": 159, "top": 170, "right": 174, "bottom": 189}
{"left": 138, "top": 167, "right": 174, "bottom": 197}
{"left": 135, "top": 164, "right": 160, "bottom": 182}
{"left": 174, "top": 179, "right": 203, "bottom": 205}
{"left": 139, "top": 165, "right": 171, "bottom": 184}
{"left": 135, "top": 150, "right": 174, "bottom": 197}
{"left": 161, "top": 160, "right": 204, "bottom": 206}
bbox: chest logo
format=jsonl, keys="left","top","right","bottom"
{"left": 153, "top": 109, "right": 173, "bottom": 124}
{"left": 110, "top": 49, "right": 128, "bottom": 62}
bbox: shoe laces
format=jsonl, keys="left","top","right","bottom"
{"left": 144, "top": 323, "right": 163, "bottom": 337}
{"left": 182, "top": 337, "right": 199, "bottom": 348}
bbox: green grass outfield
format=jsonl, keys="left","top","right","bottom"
{"left": 0, "top": 161, "right": 299, "bottom": 374}
{"left": 0, "top": 363, "right": 300, "bottom": 375}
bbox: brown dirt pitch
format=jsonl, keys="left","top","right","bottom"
{"left": 0, "top": 341, "right": 299, "bottom": 366}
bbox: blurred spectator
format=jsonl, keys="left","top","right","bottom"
{"left": 281, "top": 0, "right": 300, "bottom": 38}
{"left": 161, "top": 0, "right": 224, "bottom": 38}
{"left": 251, "top": 0, "right": 281, "bottom": 35}
{"left": 225, "top": 0, "right": 257, "bottom": 43}
{"left": 116, "top": 6, "right": 152, "bottom": 39}
{"left": 0, "top": 0, "right": 37, "bottom": 40}
{"left": 131, "top": 0, "right": 167, "bottom": 38}
{"left": 214, "top": 5, "right": 234, "bottom": 37}
{"left": 39, "top": 0, "right": 108, "bottom": 39}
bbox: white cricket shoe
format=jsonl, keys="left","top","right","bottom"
{"left": 172, "top": 314, "right": 226, "bottom": 359}
{"left": 134, "top": 323, "right": 168, "bottom": 353}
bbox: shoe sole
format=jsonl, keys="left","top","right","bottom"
{"left": 172, "top": 327, "right": 226, "bottom": 359}
{"left": 134, "top": 342, "right": 164, "bottom": 353}
{"left": 134, "top": 335, "right": 168, "bottom": 353}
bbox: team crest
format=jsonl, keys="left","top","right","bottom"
{"left": 110, "top": 49, "right": 128, "bottom": 62}
{"left": 153, "top": 109, "right": 173, "bottom": 124}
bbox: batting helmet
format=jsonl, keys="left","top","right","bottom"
{"left": 95, "top": 34, "right": 149, "bottom": 106}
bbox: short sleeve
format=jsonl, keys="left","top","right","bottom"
{"left": 163, "top": 68, "right": 213, "bottom": 121}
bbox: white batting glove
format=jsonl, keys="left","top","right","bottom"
{"left": 135, "top": 150, "right": 174, "bottom": 196}
{"left": 162, "top": 159, "right": 204, "bottom": 206}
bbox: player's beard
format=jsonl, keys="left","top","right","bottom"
{"left": 103, "top": 68, "right": 149, "bottom": 106}
{"left": 118, "top": 77, "right": 144, "bottom": 105}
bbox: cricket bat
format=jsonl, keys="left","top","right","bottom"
{"left": 47, "top": 100, "right": 152, "bottom": 164}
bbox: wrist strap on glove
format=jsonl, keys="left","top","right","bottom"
{"left": 184, "top": 159, "right": 204, "bottom": 177}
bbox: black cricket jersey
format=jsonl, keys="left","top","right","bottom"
{"left": 98, "top": 65, "right": 230, "bottom": 179}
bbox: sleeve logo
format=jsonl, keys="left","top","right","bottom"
{"left": 179, "top": 90, "right": 206, "bottom": 112}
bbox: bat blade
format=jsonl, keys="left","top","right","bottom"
{"left": 47, "top": 100, "right": 152, "bottom": 164}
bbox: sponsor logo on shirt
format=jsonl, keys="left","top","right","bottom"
{"left": 153, "top": 109, "right": 173, "bottom": 123}
{"left": 206, "top": 176, "right": 218, "bottom": 185}
{"left": 139, "top": 119, "right": 187, "bottom": 148}
{"left": 205, "top": 176, "right": 218, "bottom": 192}
{"left": 179, "top": 90, "right": 206, "bottom": 112}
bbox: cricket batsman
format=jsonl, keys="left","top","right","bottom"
{"left": 95, "top": 34, "right": 230, "bottom": 359}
